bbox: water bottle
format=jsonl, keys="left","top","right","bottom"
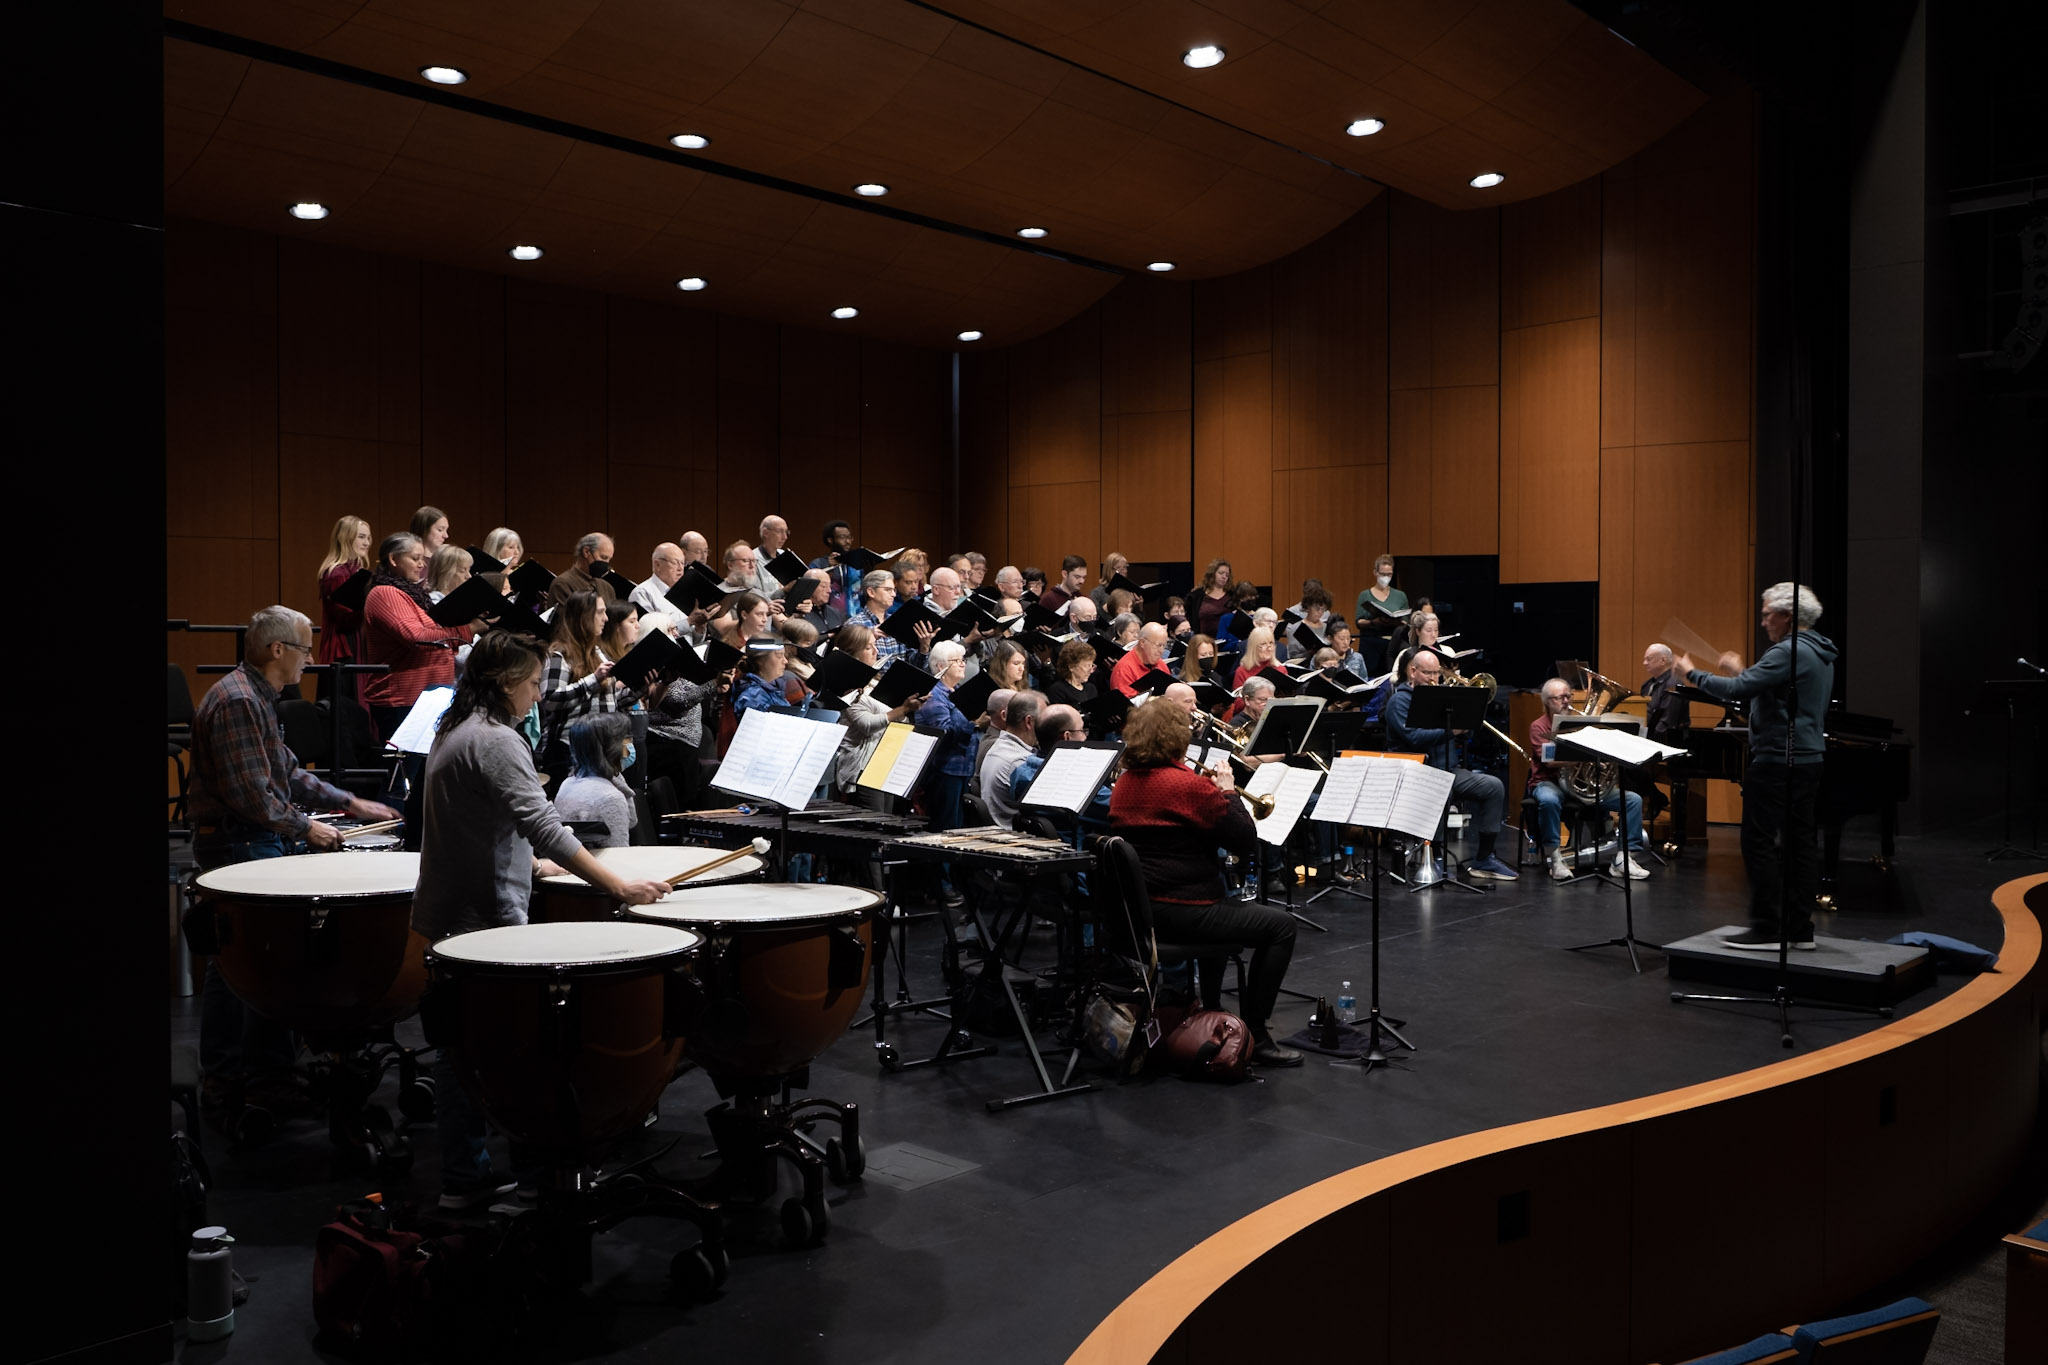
{"left": 1336, "top": 982, "right": 1357, "bottom": 1025}
{"left": 186, "top": 1226, "right": 237, "bottom": 1342}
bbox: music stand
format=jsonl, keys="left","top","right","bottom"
{"left": 1553, "top": 717, "right": 1664, "bottom": 973}
{"left": 1301, "top": 711, "right": 1372, "bottom": 908}
{"left": 1400, "top": 685, "right": 1491, "bottom": 894}
{"left": 710, "top": 709, "right": 845, "bottom": 874}
{"left": 1974, "top": 678, "right": 2047, "bottom": 861}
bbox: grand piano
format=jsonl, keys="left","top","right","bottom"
{"left": 1660, "top": 705, "right": 1913, "bottom": 901}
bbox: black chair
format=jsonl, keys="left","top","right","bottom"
{"left": 168, "top": 664, "right": 197, "bottom": 825}
{"left": 1096, "top": 836, "right": 1250, "bottom": 1028}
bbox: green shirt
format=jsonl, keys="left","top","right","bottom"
{"left": 1354, "top": 585, "right": 1409, "bottom": 630}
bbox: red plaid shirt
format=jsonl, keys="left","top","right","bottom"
{"left": 188, "top": 663, "right": 352, "bottom": 837}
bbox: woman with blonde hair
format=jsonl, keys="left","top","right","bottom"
{"left": 427, "top": 545, "right": 472, "bottom": 602}
{"left": 315, "top": 514, "right": 373, "bottom": 699}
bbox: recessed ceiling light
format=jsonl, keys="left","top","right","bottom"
{"left": 288, "top": 202, "right": 329, "bottom": 221}
{"left": 853, "top": 183, "right": 889, "bottom": 198}
{"left": 1146, "top": 261, "right": 1176, "bottom": 273}
{"left": 831, "top": 306, "right": 859, "bottom": 320}
{"left": 676, "top": 277, "right": 707, "bottom": 292}
{"left": 1345, "top": 118, "right": 1385, "bottom": 137}
{"left": 1017, "top": 226, "right": 1048, "bottom": 239}
{"left": 1182, "top": 45, "right": 1225, "bottom": 69}
{"left": 419, "top": 66, "right": 468, "bottom": 85}
{"left": 1469, "top": 171, "right": 1506, "bottom": 189}
{"left": 669, "top": 133, "right": 710, "bottom": 150}
{"left": 508, "top": 245, "right": 543, "bottom": 261}
{"left": 957, "top": 330, "right": 983, "bottom": 342}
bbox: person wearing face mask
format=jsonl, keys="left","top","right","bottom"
{"left": 547, "top": 532, "right": 619, "bottom": 609}
{"left": 1354, "top": 552, "right": 1408, "bottom": 670}
{"left": 553, "top": 713, "right": 640, "bottom": 848}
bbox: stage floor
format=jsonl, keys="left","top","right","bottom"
{"left": 169, "top": 825, "right": 2023, "bottom": 1364}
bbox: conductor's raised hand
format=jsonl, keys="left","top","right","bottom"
{"left": 1716, "top": 651, "right": 1743, "bottom": 676}
{"left": 1673, "top": 650, "right": 1696, "bottom": 676}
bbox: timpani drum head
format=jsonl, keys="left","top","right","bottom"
{"left": 630, "top": 883, "right": 881, "bottom": 928}
{"left": 344, "top": 833, "right": 402, "bottom": 852}
{"left": 195, "top": 851, "right": 419, "bottom": 898}
{"left": 432, "top": 920, "right": 701, "bottom": 968}
{"left": 536, "top": 844, "right": 765, "bottom": 889}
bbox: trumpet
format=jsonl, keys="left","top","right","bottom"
{"left": 1183, "top": 758, "right": 1276, "bottom": 819}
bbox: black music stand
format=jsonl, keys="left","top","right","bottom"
{"left": 1400, "top": 686, "right": 1490, "bottom": 894}
{"left": 1553, "top": 718, "right": 1662, "bottom": 973}
{"left": 1301, "top": 711, "right": 1373, "bottom": 908}
{"left": 1974, "top": 677, "right": 2047, "bottom": 861}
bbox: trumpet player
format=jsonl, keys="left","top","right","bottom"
{"left": 1529, "top": 678, "right": 1650, "bottom": 882}
{"left": 1386, "top": 650, "right": 1519, "bottom": 881}
{"left": 1108, "top": 700, "right": 1303, "bottom": 1067}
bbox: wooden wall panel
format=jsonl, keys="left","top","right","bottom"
{"left": 505, "top": 281, "right": 608, "bottom": 566}
{"left": 278, "top": 240, "right": 381, "bottom": 443}
{"left": 958, "top": 350, "right": 1010, "bottom": 564}
{"left": 1272, "top": 465, "right": 1387, "bottom": 609}
{"left": 1502, "top": 177, "right": 1601, "bottom": 330}
{"left": 1010, "top": 313, "right": 1100, "bottom": 489}
{"left": 859, "top": 342, "right": 949, "bottom": 556}
{"left": 1499, "top": 319, "right": 1599, "bottom": 582}
{"left": 166, "top": 291, "right": 276, "bottom": 544}
{"left": 1100, "top": 411, "right": 1191, "bottom": 565}
{"left": 712, "top": 314, "right": 779, "bottom": 559}
{"left": 1100, "top": 281, "right": 1190, "bottom": 419}
{"left": 1600, "top": 176, "right": 1637, "bottom": 450}
{"left": 1428, "top": 386, "right": 1499, "bottom": 556}
{"left": 1190, "top": 266, "right": 1270, "bottom": 363}
{"left": 1602, "top": 441, "right": 1752, "bottom": 683}
{"left": 1391, "top": 195, "right": 1500, "bottom": 390}
{"left": 1632, "top": 168, "right": 1752, "bottom": 448}
{"left": 420, "top": 264, "right": 505, "bottom": 541}
{"left": 777, "top": 326, "right": 862, "bottom": 563}
{"left": 1009, "top": 482, "right": 1100, "bottom": 585}
{"left": 1386, "top": 389, "right": 1433, "bottom": 557}
{"left": 1191, "top": 352, "right": 1273, "bottom": 586}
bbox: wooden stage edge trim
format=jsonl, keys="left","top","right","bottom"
{"left": 1067, "top": 873, "right": 2047, "bottom": 1365}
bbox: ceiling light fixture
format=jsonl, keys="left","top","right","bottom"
{"left": 1017, "top": 226, "right": 1048, "bottom": 239}
{"left": 853, "top": 183, "right": 889, "bottom": 197}
{"left": 1345, "top": 118, "right": 1385, "bottom": 137}
{"left": 508, "top": 245, "right": 544, "bottom": 261}
{"left": 957, "top": 330, "right": 983, "bottom": 342}
{"left": 288, "top": 202, "right": 329, "bottom": 221}
{"left": 831, "top": 306, "right": 859, "bottom": 320}
{"left": 676, "top": 277, "right": 707, "bottom": 292}
{"left": 669, "top": 133, "right": 710, "bottom": 150}
{"left": 1146, "top": 261, "right": 1176, "bottom": 273}
{"left": 1469, "top": 171, "right": 1505, "bottom": 189}
{"left": 1181, "top": 44, "right": 1225, "bottom": 69}
{"left": 419, "top": 66, "right": 468, "bottom": 85}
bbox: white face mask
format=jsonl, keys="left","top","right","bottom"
{"left": 1376, "top": 574, "right": 1392, "bottom": 587}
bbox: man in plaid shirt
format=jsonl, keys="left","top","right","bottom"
{"left": 188, "top": 607, "right": 398, "bottom": 1120}
{"left": 849, "top": 567, "right": 935, "bottom": 671}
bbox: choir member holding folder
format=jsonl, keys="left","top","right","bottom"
{"left": 315, "top": 515, "right": 373, "bottom": 701}
{"left": 360, "top": 532, "right": 476, "bottom": 746}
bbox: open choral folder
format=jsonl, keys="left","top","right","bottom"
{"left": 1019, "top": 741, "right": 1121, "bottom": 814}
{"left": 712, "top": 709, "right": 844, "bottom": 809}
{"left": 385, "top": 685, "right": 454, "bottom": 755}
{"left": 1240, "top": 761, "right": 1323, "bottom": 845}
{"left": 856, "top": 722, "right": 941, "bottom": 798}
{"left": 1310, "top": 754, "right": 1456, "bottom": 842}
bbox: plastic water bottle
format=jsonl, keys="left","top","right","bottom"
{"left": 1336, "top": 982, "right": 1357, "bottom": 1024}
{"left": 186, "top": 1226, "right": 237, "bottom": 1342}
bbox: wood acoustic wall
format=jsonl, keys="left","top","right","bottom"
{"left": 165, "top": 220, "right": 951, "bottom": 691}
{"left": 961, "top": 92, "right": 1757, "bottom": 696}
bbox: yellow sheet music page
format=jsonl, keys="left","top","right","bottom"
{"left": 858, "top": 722, "right": 912, "bottom": 789}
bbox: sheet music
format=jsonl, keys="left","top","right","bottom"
{"left": 713, "top": 709, "right": 843, "bottom": 808}
{"left": 857, "top": 722, "right": 938, "bottom": 798}
{"left": 1308, "top": 754, "right": 1453, "bottom": 841}
{"left": 1556, "top": 726, "right": 1686, "bottom": 766}
{"left": 385, "top": 686, "right": 454, "bottom": 754}
{"left": 1381, "top": 762, "right": 1454, "bottom": 842}
{"left": 1308, "top": 756, "right": 1370, "bottom": 825}
{"left": 1021, "top": 746, "right": 1119, "bottom": 812}
{"left": 1242, "top": 763, "right": 1321, "bottom": 845}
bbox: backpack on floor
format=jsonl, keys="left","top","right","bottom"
{"left": 313, "top": 1199, "right": 478, "bottom": 1360}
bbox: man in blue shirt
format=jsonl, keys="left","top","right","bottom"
{"left": 1385, "top": 649, "right": 1518, "bottom": 880}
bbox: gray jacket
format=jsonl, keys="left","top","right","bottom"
{"left": 1687, "top": 630, "right": 1837, "bottom": 765}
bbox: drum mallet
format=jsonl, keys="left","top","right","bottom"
{"left": 669, "top": 838, "right": 772, "bottom": 886}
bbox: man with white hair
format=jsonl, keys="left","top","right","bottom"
{"left": 1110, "top": 622, "right": 1171, "bottom": 698}
{"left": 631, "top": 541, "right": 688, "bottom": 620}
{"left": 1527, "top": 677, "right": 1649, "bottom": 882}
{"left": 1677, "top": 583, "right": 1837, "bottom": 950}
{"left": 188, "top": 606, "right": 400, "bottom": 1119}
{"left": 1066, "top": 594, "right": 1099, "bottom": 631}
{"left": 746, "top": 515, "right": 792, "bottom": 597}
{"left": 548, "top": 532, "right": 617, "bottom": 608}
{"left": 993, "top": 565, "right": 1025, "bottom": 612}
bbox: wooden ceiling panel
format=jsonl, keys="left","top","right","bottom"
{"left": 1417, "top": 1, "right": 1587, "bottom": 100}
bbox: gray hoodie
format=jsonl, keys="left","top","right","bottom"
{"left": 1687, "top": 630, "right": 1838, "bottom": 765}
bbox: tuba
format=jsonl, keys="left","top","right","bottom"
{"left": 1560, "top": 668, "right": 1635, "bottom": 800}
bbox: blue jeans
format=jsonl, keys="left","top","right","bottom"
{"left": 1530, "top": 782, "right": 1643, "bottom": 854}
{"left": 194, "top": 829, "right": 300, "bottom": 1086}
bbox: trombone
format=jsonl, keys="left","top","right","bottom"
{"left": 1185, "top": 713, "right": 1274, "bottom": 816}
{"left": 1183, "top": 758, "right": 1276, "bottom": 819}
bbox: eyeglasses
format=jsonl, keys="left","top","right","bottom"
{"left": 283, "top": 641, "right": 315, "bottom": 655}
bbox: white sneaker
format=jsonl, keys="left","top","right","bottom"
{"left": 1611, "top": 852, "right": 1650, "bottom": 880}
{"left": 1547, "top": 852, "right": 1573, "bottom": 882}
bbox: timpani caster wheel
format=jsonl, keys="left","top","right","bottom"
{"left": 826, "top": 1135, "right": 865, "bottom": 1184}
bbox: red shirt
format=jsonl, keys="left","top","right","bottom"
{"left": 1528, "top": 713, "right": 1563, "bottom": 790}
{"left": 1108, "top": 765, "right": 1256, "bottom": 904}
{"left": 359, "top": 584, "right": 470, "bottom": 710}
{"left": 1109, "top": 649, "right": 1167, "bottom": 699}
{"left": 1037, "top": 584, "right": 1076, "bottom": 613}
{"left": 317, "top": 562, "right": 364, "bottom": 665}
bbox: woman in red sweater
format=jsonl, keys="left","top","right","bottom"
{"left": 359, "top": 531, "right": 474, "bottom": 745}
{"left": 314, "top": 515, "right": 372, "bottom": 700}
{"left": 1107, "top": 701, "right": 1301, "bottom": 1066}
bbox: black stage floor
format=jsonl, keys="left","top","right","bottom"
{"left": 169, "top": 825, "right": 2031, "bottom": 1364}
